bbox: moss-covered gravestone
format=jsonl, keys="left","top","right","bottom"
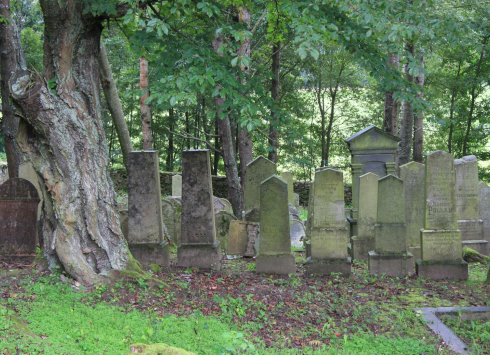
{"left": 227, "top": 220, "right": 258, "bottom": 256}
{"left": 455, "top": 156, "right": 488, "bottom": 254}
{"left": 256, "top": 175, "right": 295, "bottom": 274}
{"left": 177, "top": 150, "right": 221, "bottom": 270}
{"left": 172, "top": 174, "right": 182, "bottom": 196}
{"left": 293, "top": 193, "right": 300, "bottom": 207}
{"left": 351, "top": 172, "right": 379, "bottom": 261}
{"left": 244, "top": 156, "right": 276, "bottom": 222}
{"left": 417, "top": 150, "right": 468, "bottom": 280}
{"left": 400, "top": 161, "right": 425, "bottom": 260}
{"left": 368, "top": 175, "right": 414, "bottom": 276}
{"left": 306, "top": 168, "right": 350, "bottom": 276}
{"left": 479, "top": 182, "right": 490, "bottom": 255}
{"left": 215, "top": 211, "right": 237, "bottom": 252}
{"left": 161, "top": 199, "right": 177, "bottom": 244}
{"left": 281, "top": 171, "right": 294, "bottom": 205}
{"left": 128, "top": 151, "right": 169, "bottom": 268}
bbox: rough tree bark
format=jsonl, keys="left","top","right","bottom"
{"left": 140, "top": 57, "right": 153, "bottom": 150}
{"left": 268, "top": 42, "right": 281, "bottom": 163}
{"left": 383, "top": 52, "right": 400, "bottom": 136}
{"left": 10, "top": 0, "right": 133, "bottom": 285}
{"left": 0, "top": 0, "right": 23, "bottom": 178}
{"left": 99, "top": 43, "right": 133, "bottom": 169}
{"left": 448, "top": 57, "right": 463, "bottom": 154}
{"left": 412, "top": 56, "right": 424, "bottom": 163}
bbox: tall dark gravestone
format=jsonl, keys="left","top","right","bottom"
{"left": 0, "top": 178, "right": 40, "bottom": 262}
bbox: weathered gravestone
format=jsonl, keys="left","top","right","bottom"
{"left": 172, "top": 174, "right": 182, "bottom": 197}
{"left": 479, "top": 182, "right": 490, "bottom": 254}
{"left": 161, "top": 199, "right": 177, "bottom": 244}
{"left": 0, "top": 178, "right": 40, "bottom": 262}
{"left": 368, "top": 175, "right": 414, "bottom": 276}
{"left": 281, "top": 171, "right": 294, "bottom": 205}
{"left": 19, "top": 163, "right": 44, "bottom": 221}
{"left": 400, "top": 161, "right": 425, "bottom": 260}
{"left": 215, "top": 211, "right": 237, "bottom": 252}
{"left": 290, "top": 216, "right": 306, "bottom": 250}
{"left": 128, "top": 151, "right": 169, "bottom": 267}
{"left": 351, "top": 172, "right": 379, "bottom": 261}
{"left": 220, "top": 198, "right": 232, "bottom": 213}
{"left": 306, "top": 168, "right": 350, "bottom": 276}
{"left": 213, "top": 196, "right": 227, "bottom": 213}
{"left": 455, "top": 156, "right": 488, "bottom": 254}
{"left": 256, "top": 175, "right": 296, "bottom": 274}
{"left": 227, "top": 220, "right": 259, "bottom": 257}
{"left": 177, "top": 150, "right": 221, "bottom": 270}
{"left": 417, "top": 150, "right": 468, "bottom": 280}
{"left": 293, "top": 193, "right": 300, "bottom": 207}
{"left": 244, "top": 156, "right": 276, "bottom": 222}
{"left": 344, "top": 126, "right": 399, "bottom": 239}
{"left": 167, "top": 197, "right": 182, "bottom": 246}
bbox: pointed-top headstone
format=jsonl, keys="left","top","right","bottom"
{"left": 244, "top": 156, "right": 276, "bottom": 222}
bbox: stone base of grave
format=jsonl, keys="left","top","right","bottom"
{"left": 368, "top": 251, "right": 414, "bottom": 277}
{"left": 458, "top": 219, "right": 484, "bottom": 241}
{"left": 177, "top": 242, "right": 221, "bottom": 271}
{"left": 305, "top": 257, "right": 351, "bottom": 276}
{"left": 462, "top": 240, "right": 489, "bottom": 255}
{"left": 407, "top": 246, "right": 421, "bottom": 260}
{"left": 420, "top": 229, "right": 462, "bottom": 260}
{"left": 256, "top": 253, "right": 296, "bottom": 275}
{"left": 351, "top": 236, "right": 374, "bottom": 262}
{"left": 129, "top": 243, "right": 170, "bottom": 268}
{"left": 416, "top": 260, "right": 468, "bottom": 280}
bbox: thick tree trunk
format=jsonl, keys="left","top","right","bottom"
{"left": 140, "top": 57, "right": 153, "bottom": 150}
{"left": 383, "top": 52, "right": 400, "bottom": 136}
{"left": 412, "top": 56, "right": 424, "bottom": 163}
{"left": 166, "top": 108, "right": 174, "bottom": 171}
{"left": 268, "top": 42, "right": 281, "bottom": 163}
{"left": 0, "top": 0, "right": 23, "bottom": 178}
{"left": 213, "top": 117, "right": 220, "bottom": 175}
{"left": 11, "top": 0, "right": 132, "bottom": 285}
{"left": 99, "top": 43, "right": 133, "bottom": 170}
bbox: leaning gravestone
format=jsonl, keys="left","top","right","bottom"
{"left": 215, "top": 211, "right": 237, "bottom": 252}
{"left": 290, "top": 216, "right": 306, "bottom": 250}
{"left": 256, "top": 175, "right": 296, "bottom": 274}
{"left": 177, "top": 150, "right": 221, "bottom": 270}
{"left": 400, "top": 161, "right": 425, "bottom": 260}
{"left": 19, "top": 163, "right": 44, "bottom": 221}
{"left": 128, "top": 151, "right": 169, "bottom": 267}
{"left": 220, "top": 198, "right": 232, "bottom": 213}
{"left": 0, "top": 178, "right": 40, "bottom": 262}
{"left": 213, "top": 196, "right": 227, "bottom": 213}
{"left": 455, "top": 156, "right": 488, "bottom": 254}
{"left": 368, "top": 175, "right": 413, "bottom": 276}
{"left": 281, "top": 171, "right": 294, "bottom": 205}
{"left": 306, "top": 168, "right": 350, "bottom": 276}
{"left": 479, "top": 182, "right": 490, "bottom": 254}
{"left": 351, "top": 172, "right": 379, "bottom": 261}
{"left": 417, "top": 150, "right": 468, "bottom": 279}
{"left": 244, "top": 156, "right": 276, "bottom": 222}
{"left": 172, "top": 174, "right": 182, "bottom": 196}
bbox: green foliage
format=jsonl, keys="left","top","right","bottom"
{"left": 441, "top": 313, "right": 490, "bottom": 354}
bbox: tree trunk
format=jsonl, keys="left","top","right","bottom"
{"left": 213, "top": 117, "right": 220, "bottom": 175}
{"left": 397, "top": 42, "right": 415, "bottom": 167}
{"left": 448, "top": 57, "right": 463, "bottom": 154}
{"left": 11, "top": 0, "right": 132, "bottom": 285}
{"left": 99, "top": 43, "right": 133, "bottom": 170}
{"left": 268, "top": 42, "right": 281, "bottom": 163}
{"left": 0, "top": 0, "right": 23, "bottom": 178}
{"left": 166, "top": 108, "right": 174, "bottom": 171}
{"left": 412, "top": 56, "right": 424, "bottom": 163}
{"left": 140, "top": 57, "right": 153, "bottom": 150}
{"left": 383, "top": 52, "right": 400, "bottom": 136}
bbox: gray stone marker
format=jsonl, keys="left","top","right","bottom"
{"left": 306, "top": 168, "right": 350, "bottom": 275}
{"left": 345, "top": 126, "right": 399, "bottom": 240}
{"left": 227, "top": 220, "right": 259, "bottom": 257}
{"left": 290, "top": 216, "right": 306, "bottom": 250}
{"left": 244, "top": 156, "right": 276, "bottom": 222}
{"left": 281, "top": 171, "right": 294, "bottom": 205}
{"left": 19, "top": 163, "right": 44, "bottom": 221}
{"left": 479, "top": 181, "right": 490, "bottom": 254}
{"left": 455, "top": 156, "right": 488, "bottom": 254}
{"left": 293, "top": 193, "right": 300, "bottom": 207}
{"left": 215, "top": 211, "right": 237, "bottom": 252}
{"left": 128, "top": 151, "right": 169, "bottom": 267}
{"left": 220, "top": 198, "right": 232, "bottom": 213}
{"left": 351, "top": 172, "right": 379, "bottom": 261}
{"left": 161, "top": 199, "right": 177, "bottom": 244}
{"left": 172, "top": 174, "right": 182, "bottom": 196}
{"left": 213, "top": 196, "right": 227, "bottom": 213}
{"left": 400, "top": 161, "right": 425, "bottom": 260}
{"left": 177, "top": 150, "right": 221, "bottom": 270}
{"left": 256, "top": 175, "right": 296, "bottom": 274}
{"left": 417, "top": 150, "right": 468, "bottom": 280}
{"left": 368, "top": 175, "right": 414, "bottom": 276}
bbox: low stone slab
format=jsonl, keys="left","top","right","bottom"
{"left": 415, "top": 260, "right": 469, "bottom": 280}
{"left": 368, "top": 251, "right": 414, "bottom": 277}
{"left": 129, "top": 244, "right": 169, "bottom": 269}
{"left": 305, "top": 257, "right": 351, "bottom": 276}
{"left": 255, "top": 253, "right": 296, "bottom": 275}
{"left": 177, "top": 243, "right": 221, "bottom": 271}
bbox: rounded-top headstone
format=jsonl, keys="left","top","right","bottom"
{"left": 377, "top": 175, "right": 405, "bottom": 224}
{"left": 0, "top": 178, "right": 40, "bottom": 201}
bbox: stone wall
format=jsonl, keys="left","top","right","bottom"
{"left": 293, "top": 180, "right": 352, "bottom": 206}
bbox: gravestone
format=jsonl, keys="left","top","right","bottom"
{"left": 345, "top": 126, "right": 399, "bottom": 239}
{"left": 128, "top": 151, "right": 169, "bottom": 267}
{"left": 400, "top": 161, "right": 425, "bottom": 260}
{"left": 281, "top": 171, "right": 294, "bottom": 205}
{"left": 351, "top": 172, "right": 379, "bottom": 261}
{"left": 289, "top": 204, "right": 300, "bottom": 219}
{"left": 220, "top": 198, "right": 232, "bottom": 213}
{"left": 417, "top": 150, "right": 468, "bottom": 280}
{"left": 293, "top": 193, "right": 300, "bottom": 207}
{"left": 479, "top": 182, "right": 490, "bottom": 254}
{"left": 161, "top": 199, "right": 177, "bottom": 244}
{"left": 177, "top": 150, "right": 221, "bottom": 270}
{"left": 117, "top": 196, "right": 128, "bottom": 211}
{"left": 227, "top": 220, "right": 259, "bottom": 256}
{"left": 213, "top": 196, "right": 227, "bottom": 213}
{"left": 0, "top": 162, "right": 7, "bottom": 185}
{"left": 215, "top": 211, "right": 237, "bottom": 252}
{"left": 368, "top": 175, "right": 413, "bottom": 276}
{"left": 455, "top": 156, "right": 488, "bottom": 254}
{"left": 19, "top": 163, "right": 43, "bottom": 221}
{"left": 244, "top": 156, "right": 276, "bottom": 222}
{"left": 290, "top": 216, "right": 306, "bottom": 250}
{"left": 256, "top": 175, "right": 296, "bottom": 274}
{"left": 306, "top": 168, "right": 350, "bottom": 276}
{"left": 0, "top": 178, "right": 40, "bottom": 262}
{"left": 172, "top": 175, "right": 182, "bottom": 196}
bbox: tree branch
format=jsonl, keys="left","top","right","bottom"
{"left": 162, "top": 125, "right": 222, "bottom": 154}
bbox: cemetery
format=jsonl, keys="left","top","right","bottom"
{"left": 1, "top": 1, "right": 490, "bottom": 353}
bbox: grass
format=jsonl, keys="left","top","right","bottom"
{"left": 440, "top": 313, "right": 490, "bottom": 354}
